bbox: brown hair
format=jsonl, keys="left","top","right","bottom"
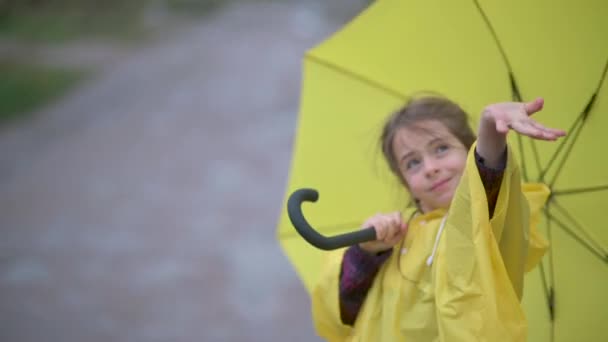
{"left": 381, "top": 94, "right": 476, "bottom": 185}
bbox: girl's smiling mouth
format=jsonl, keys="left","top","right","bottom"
{"left": 430, "top": 178, "right": 452, "bottom": 191}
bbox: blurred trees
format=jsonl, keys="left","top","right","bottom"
{"left": 0, "top": 0, "right": 150, "bottom": 42}
{"left": 0, "top": 0, "right": 147, "bottom": 16}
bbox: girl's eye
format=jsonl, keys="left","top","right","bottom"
{"left": 405, "top": 158, "right": 421, "bottom": 170}
{"left": 436, "top": 144, "right": 449, "bottom": 153}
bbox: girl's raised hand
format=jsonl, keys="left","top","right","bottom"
{"left": 483, "top": 97, "right": 566, "bottom": 141}
{"left": 359, "top": 212, "right": 408, "bottom": 254}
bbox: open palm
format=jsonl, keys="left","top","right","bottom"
{"left": 484, "top": 98, "right": 566, "bottom": 141}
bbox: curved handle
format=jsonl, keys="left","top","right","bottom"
{"left": 287, "top": 188, "right": 377, "bottom": 250}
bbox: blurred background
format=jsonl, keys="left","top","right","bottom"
{"left": 0, "top": 1, "right": 370, "bottom": 341}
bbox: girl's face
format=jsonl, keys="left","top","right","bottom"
{"left": 392, "top": 120, "right": 468, "bottom": 213}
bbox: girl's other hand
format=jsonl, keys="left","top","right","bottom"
{"left": 482, "top": 97, "right": 567, "bottom": 141}
{"left": 359, "top": 212, "right": 408, "bottom": 254}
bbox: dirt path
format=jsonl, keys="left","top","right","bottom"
{"left": 0, "top": 2, "right": 368, "bottom": 341}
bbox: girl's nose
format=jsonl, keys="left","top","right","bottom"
{"left": 424, "top": 159, "right": 440, "bottom": 177}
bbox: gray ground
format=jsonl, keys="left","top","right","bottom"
{"left": 0, "top": 2, "right": 369, "bottom": 341}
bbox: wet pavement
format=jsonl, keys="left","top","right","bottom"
{"left": 0, "top": 2, "right": 368, "bottom": 341}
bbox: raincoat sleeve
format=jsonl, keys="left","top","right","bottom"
{"left": 520, "top": 183, "right": 551, "bottom": 272}
{"left": 487, "top": 152, "right": 550, "bottom": 298}
{"left": 311, "top": 248, "right": 354, "bottom": 341}
{"left": 339, "top": 245, "right": 392, "bottom": 325}
{"left": 435, "top": 142, "right": 549, "bottom": 341}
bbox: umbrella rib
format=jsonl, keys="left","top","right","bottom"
{"left": 472, "top": 0, "right": 516, "bottom": 91}
{"left": 541, "top": 59, "right": 608, "bottom": 184}
{"left": 537, "top": 263, "right": 553, "bottom": 321}
{"left": 543, "top": 207, "right": 608, "bottom": 264}
{"left": 474, "top": 0, "right": 536, "bottom": 180}
{"left": 305, "top": 53, "right": 407, "bottom": 101}
{"left": 553, "top": 184, "right": 608, "bottom": 196}
{"left": 540, "top": 210, "right": 555, "bottom": 324}
{"left": 547, "top": 118, "right": 587, "bottom": 187}
{"left": 551, "top": 199, "right": 608, "bottom": 256}
{"left": 545, "top": 211, "right": 557, "bottom": 285}
{"left": 538, "top": 109, "right": 582, "bottom": 181}
{"left": 529, "top": 139, "right": 543, "bottom": 181}
{"left": 516, "top": 134, "right": 529, "bottom": 181}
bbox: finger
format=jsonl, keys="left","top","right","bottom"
{"left": 549, "top": 127, "right": 566, "bottom": 136}
{"left": 517, "top": 121, "right": 561, "bottom": 141}
{"left": 384, "top": 213, "right": 403, "bottom": 242}
{"left": 381, "top": 215, "right": 397, "bottom": 240}
{"left": 523, "top": 97, "right": 544, "bottom": 115}
{"left": 387, "top": 227, "right": 407, "bottom": 245}
{"left": 386, "top": 219, "right": 410, "bottom": 246}
{"left": 532, "top": 110, "right": 568, "bottom": 135}
{"left": 392, "top": 215, "right": 409, "bottom": 241}
{"left": 528, "top": 120, "right": 567, "bottom": 139}
{"left": 523, "top": 118, "right": 565, "bottom": 138}
{"left": 393, "top": 222, "right": 409, "bottom": 241}
{"left": 373, "top": 224, "right": 386, "bottom": 241}
{"left": 373, "top": 219, "right": 387, "bottom": 241}
{"left": 392, "top": 212, "right": 404, "bottom": 227}
{"left": 365, "top": 215, "right": 385, "bottom": 240}
{"left": 495, "top": 119, "right": 510, "bottom": 134}
{"left": 534, "top": 122, "right": 567, "bottom": 137}
{"left": 526, "top": 120, "right": 556, "bottom": 139}
{"left": 527, "top": 120, "right": 549, "bottom": 132}
{"left": 383, "top": 216, "right": 400, "bottom": 243}
{"left": 510, "top": 121, "right": 546, "bottom": 139}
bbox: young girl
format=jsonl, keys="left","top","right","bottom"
{"left": 311, "top": 96, "right": 566, "bottom": 341}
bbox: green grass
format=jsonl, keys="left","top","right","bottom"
{"left": 0, "top": 62, "right": 86, "bottom": 122}
{"left": 0, "top": 0, "right": 233, "bottom": 42}
{"left": 0, "top": 2, "right": 148, "bottom": 43}
{"left": 0, "top": 13, "right": 146, "bottom": 42}
{"left": 0, "top": 0, "right": 221, "bottom": 123}
{"left": 165, "top": 0, "right": 224, "bottom": 14}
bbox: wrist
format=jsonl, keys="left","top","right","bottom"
{"left": 477, "top": 109, "right": 507, "bottom": 169}
{"left": 480, "top": 109, "right": 499, "bottom": 132}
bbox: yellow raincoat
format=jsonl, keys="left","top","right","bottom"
{"left": 311, "top": 143, "right": 549, "bottom": 341}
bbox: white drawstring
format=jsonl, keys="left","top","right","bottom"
{"left": 426, "top": 215, "right": 448, "bottom": 266}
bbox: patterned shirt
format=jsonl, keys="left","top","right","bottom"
{"left": 339, "top": 149, "right": 506, "bottom": 325}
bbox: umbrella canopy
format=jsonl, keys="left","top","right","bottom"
{"left": 277, "top": 0, "right": 607, "bottom": 341}
{"left": 478, "top": 1, "right": 608, "bottom": 341}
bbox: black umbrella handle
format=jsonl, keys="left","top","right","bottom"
{"left": 287, "top": 188, "right": 377, "bottom": 250}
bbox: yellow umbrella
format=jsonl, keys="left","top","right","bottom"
{"left": 476, "top": 1, "right": 608, "bottom": 341}
{"left": 277, "top": 0, "right": 607, "bottom": 340}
